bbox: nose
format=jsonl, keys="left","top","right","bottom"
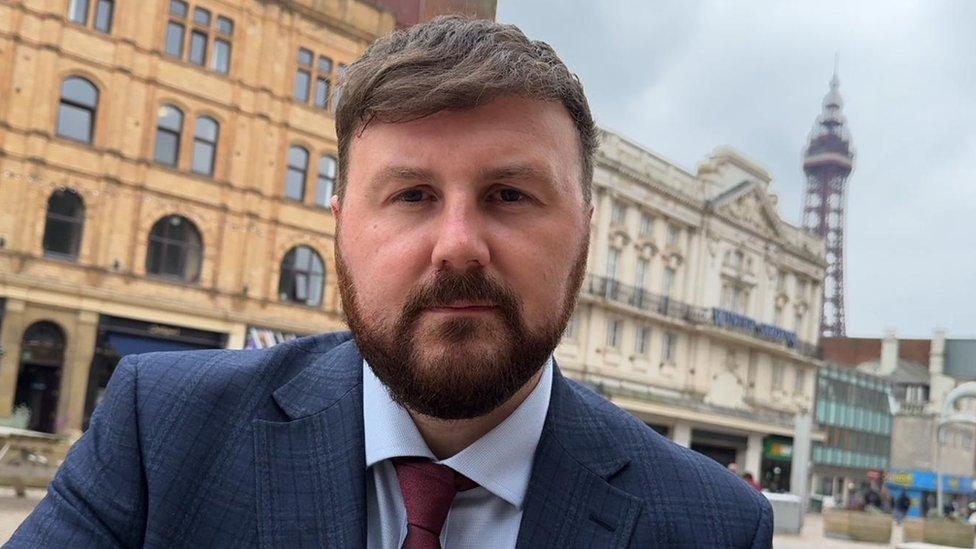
{"left": 430, "top": 197, "right": 491, "bottom": 272}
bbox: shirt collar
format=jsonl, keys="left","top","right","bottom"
{"left": 363, "top": 356, "right": 553, "bottom": 510}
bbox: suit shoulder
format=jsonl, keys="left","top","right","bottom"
{"left": 562, "top": 377, "right": 772, "bottom": 525}
{"left": 126, "top": 331, "right": 353, "bottom": 408}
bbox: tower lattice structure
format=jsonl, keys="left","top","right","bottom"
{"left": 802, "top": 67, "right": 854, "bottom": 338}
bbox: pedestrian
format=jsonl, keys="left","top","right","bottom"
{"left": 894, "top": 491, "right": 910, "bottom": 524}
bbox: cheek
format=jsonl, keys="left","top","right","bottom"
{"left": 342, "top": 227, "right": 428, "bottom": 308}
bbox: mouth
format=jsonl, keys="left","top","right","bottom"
{"left": 424, "top": 301, "right": 498, "bottom": 314}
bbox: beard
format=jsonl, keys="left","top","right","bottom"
{"left": 334, "top": 232, "right": 588, "bottom": 420}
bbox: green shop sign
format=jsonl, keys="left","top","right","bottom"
{"left": 763, "top": 439, "right": 793, "bottom": 462}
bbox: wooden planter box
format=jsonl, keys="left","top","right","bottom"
{"left": 823, "top": 509, "right": 892, "bottom": 544}
{"left": 903, "top": 518, "right": 975, "bottom": 548}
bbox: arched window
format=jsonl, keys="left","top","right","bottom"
{"left": 316, "top": 155, "right": 337, "bottom": 207}
{"left": 16, "top": 321, "right": 66, "bottom": 433}
{"left": 146, "top": 215, "right": 202, "bottom": 282}
{"left": 191, "top": 116, "right": 219, "bottom": 176}
{"left": 285, "top": 145, "right": 309, "bottom": 201}
{"left": 278, "top": 246, "right": 325, "bottom": 307}
{"left": 57, "top": 77, "right": 98, "bottom": 144}
{"left": 154, "top": 104, "right": 184, "bottom": 167}
{"left": 42, "top": 189, "right": 85, "bottom": 259}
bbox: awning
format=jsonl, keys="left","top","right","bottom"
{"left": 106, "top": 332, "right": 213, "bottom": 357}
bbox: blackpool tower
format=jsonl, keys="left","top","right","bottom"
{"left": 802, "top": 64, "right": 854, "bottom": 337}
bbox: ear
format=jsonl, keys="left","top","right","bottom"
{"left": 330, "top": 195, "right": 342, "bottom": 221}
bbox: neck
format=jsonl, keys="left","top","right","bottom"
{"left": 409, "top": 367, "right": 544, "bottom": 460}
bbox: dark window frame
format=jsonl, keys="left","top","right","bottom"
{"left": 294, "top": 48, "right": 336, "bottom": 109}
{"left": 42, "top": 189, "right": 86, "bottom": 260}
{"left": 146, "top": 215, "right": 203, "bottom": 283}
{"left": 285, "top": 145, "right": 309, "bottom": 201}
{"left": 278, "top": 246, "right": 326, "bottom": 307}
{"left": 315, "top": 155, "right": 337, "bottom": 207}
{"left": 154, "top": 104, "right": 184, "bottom": 167}
{"left": 191, "top": 116, "right": 219, "bottom": 177}
{"left": 57, "top": 76, "right": 99, "bottom": 144}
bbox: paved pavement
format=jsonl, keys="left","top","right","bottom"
{"left": 0, "top": 487, "right": 45, "bottom": 543}
{"left": 0, "top": 496, "right": 930, "bottom": 548}
{"left": 775, "top": 512, "right": 905, "bottom": 548}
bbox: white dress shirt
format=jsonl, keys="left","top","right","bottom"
{"left": 363, "top": 356, "right": 553, "bottom": 549}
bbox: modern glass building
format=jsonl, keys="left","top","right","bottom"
{"left": 812, "top": 365, "right": 893, "bottom": 499}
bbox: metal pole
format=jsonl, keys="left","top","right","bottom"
{"left": 936, "top": 423, "right": 943, "bottom": 518}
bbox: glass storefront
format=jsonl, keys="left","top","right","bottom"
{"left": 84, "top": 315, "right": 226, "bottom": 428}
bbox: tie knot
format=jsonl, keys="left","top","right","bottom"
{"left": 393, "top": 458, "right": 478, "bottom": 547}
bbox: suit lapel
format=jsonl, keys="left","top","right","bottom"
{"left": 253, "top": 338, "right": 367, "bottom": 549}
{"left": 516, "top": 364, "right": 643, "bottom": 549}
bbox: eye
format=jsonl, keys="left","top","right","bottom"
{"left": 393, "top": 188, "right": 432, "bottom": 203}
{"left": 492, "top": 188, "right": 529, "bottom": 204}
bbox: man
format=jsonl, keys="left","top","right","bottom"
{"left": 10, "top": 16, "right": 772, "bottom": 548}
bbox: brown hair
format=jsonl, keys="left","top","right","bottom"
{"left": 334, "top": 15, "right": 596, "bottom": 205}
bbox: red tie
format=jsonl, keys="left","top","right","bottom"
{"left": 393, "top": 458, "right": 478, "bottom": 549}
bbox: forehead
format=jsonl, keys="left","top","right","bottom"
{"left": 345, "top": 97, "right": 581, "bottom": 193}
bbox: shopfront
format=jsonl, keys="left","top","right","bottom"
{"left": 84, "top": 315, "right": 227, "bottom": 428}
{"left": 886, "top": 469, "right": 975, "bottom": 518}
{"left": 761, "top": 435, "right": 794, "bottom": 492}
{"left": 690, "top": 429, "right": 747, "bottom": 469}
{"left": 244, "top": 326, "right": 305, "bottom": 349}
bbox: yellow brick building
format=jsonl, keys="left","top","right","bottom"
{"left": 0, "top": 0, "right": 401, "bottom": 435}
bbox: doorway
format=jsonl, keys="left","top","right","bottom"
{"left": 15, "top": 321, "right": 66, "bottom": 433}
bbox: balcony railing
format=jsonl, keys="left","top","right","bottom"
{"left": 583, "top": 274, "right": 820, "bottom": 358}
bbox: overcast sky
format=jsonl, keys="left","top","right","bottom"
{"left": 497, "top": 0, "right": 976, "bottom": 339}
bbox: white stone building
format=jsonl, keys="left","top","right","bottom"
{"left": 555, "top": 129, "right": 827, "bottom": 490}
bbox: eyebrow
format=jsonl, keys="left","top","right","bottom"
{"left": 366, "top": 163, "right": 557, "bottom": 195}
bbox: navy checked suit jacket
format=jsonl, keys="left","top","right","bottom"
{"left": 8, "top": 331, "right": 773, "bottom": 548}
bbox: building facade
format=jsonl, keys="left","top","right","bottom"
{"left": 823, "top": 331, "right": 976, "bottom": 517}
{"left": 811, "top": 364, "right": 892, "bottom": 505}
{"left": 555, "top": 129, "right": 828, "bottom": 491}
{"left": 0, "top": 0, "right": 403, "bottom": 435}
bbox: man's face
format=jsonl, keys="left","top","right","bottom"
{"left": 333, "top": 96, "right": 592, "bottom": 419}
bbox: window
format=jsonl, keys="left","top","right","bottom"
{"left": 146, "top": 215, "right": 202, "bottom": 282}
{"left": 772, "top": 362, "right": 784, "bottom": 391}
{"left": 795, "top": 311, "right": 804, "bottom": 336}
{"left": 294, "top": 48, "right": 313, "bottom": 102}
{"left": 794, "top": 367, "right": 806, "bottom": 394}
{"left": 57, "top": 77, "right": 99, "bottom": 144}
{"left": 192, "top": 7, "right": 211, "bottom": 26}
{"left": 278, "top": 246, "right": 325, "bottom": 307}
{"left": 662, "top": 267, "right": 675, "bottom": 297}
{"left": 635, "top": 325, "right": 651, "bottom": 355}
{"left": 562, "top": 312, "right": 579, "bottom": 341}
{"left": 722, "top": 282, "right": 748, "bottom": 314}
{"left": 606, "top": 247, "right": 620, "bottom": 280}
{"left": 154, "top": 105, "right": 183, "bottom": 167}
{"left": 191, "top": 116, "right": 219, "bottom": 176}
{"left": 662, "top": 332, "right": 676, "bottom": 362}
{"left": 639, "top": 212, "right": 654, "bottom": 237}
{"left": 776, "top": 270, "right": 786, "bottom": 292}
{"left": 94, "top": 0, "right": 113, "bottom": 33}
{"left": 212, "top": 38, "right": 231, "bottom": 74}
{"left": 333, "top": 64, "right": 347, "bottom": 109}
{"left": 285, "top": 146, "right": 309, "bottom": 201}
{"left": 605, "top": 318, "right": 622, "bottom": 349}
{"left": 666, "top": 224, "right": 680, "bottom": 246}
{"left": 314, "top": 56, "right": 334, "bottom": 109}
{"left": 165, "top": 1, "right": 233, "bottom": 75}
{"left": 42, "top": 190, "right": 85, "bottom": 259}
{"left": 773, "top": 305, "right": 783, "bottom": 327}
{"left": 68, "top": 0, "right": 89, "bottom": 24}
{"left": 316, "top": 155, "right": 337, "bottom": 206}
{"left": 611, "top": 199, "right": 625, "bottom": 225}
{"left": 165, "top": 1, "right": 187, "bottom": 58}
{"left": 68, "top": 0, "right": 113, "bottom": 33}
{"left": 796, "top": 279, "right": 808, "bottom": 300}
{"left": 189, "top": 30, "right": 207, "bottom": 66}
{"left": 635, "top": 257, "right": 649, "bottom": 290}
